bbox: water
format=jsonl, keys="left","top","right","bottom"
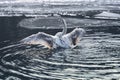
{"left": 0, "top": 17, "right": 120, "bottom": 80}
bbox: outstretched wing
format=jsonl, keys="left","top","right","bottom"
{"left": 20, "top": 32, "right": 54, "bottom": 49}
{"left": 63, "top": 28, "right": 85, "bottom": 47}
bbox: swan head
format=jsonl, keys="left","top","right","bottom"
{"left": 55, "top": 32, "right": 63, "bottom": 37}
{"left": 69, "top": 28, "right": 86, "bottom": 46}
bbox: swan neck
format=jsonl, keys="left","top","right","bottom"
{"left": 62, "top": 18, "right": 67, "bottom": 35}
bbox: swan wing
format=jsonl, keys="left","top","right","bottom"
{"left": 63, "top": 28, "right": 85, "bottom": 47}
{"left": 21, "top": 32, "right": 55, "bottom": 49}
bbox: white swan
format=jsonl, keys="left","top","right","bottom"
{"left": 21, "top": 19, "right": 85, "bottom": 49}
{"left": 54, "top": 28, "right": 85, "bottom": 49}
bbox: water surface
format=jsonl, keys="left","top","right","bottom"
{"left": 0, "top": 17, "right": 120, "bottom": 80}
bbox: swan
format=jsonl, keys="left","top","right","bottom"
{"left": 20, "top": 19, "right": 85, "bottom": 49}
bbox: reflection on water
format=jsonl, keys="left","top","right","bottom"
{"left": 0, "top": 17, "right": 120, "bottom": 80}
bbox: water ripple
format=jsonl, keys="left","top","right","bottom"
{"left": 0, "top": 32, "right": 120, "bottom": 80}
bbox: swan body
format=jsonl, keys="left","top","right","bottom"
{"left": 55, "top": 28, "right": 85, "bottom": 48}
{"left": 21, "top": 28, "right": 85, "bottom": 49}
{"left": 21, "top": 18, "right": 85, "bottom": 49}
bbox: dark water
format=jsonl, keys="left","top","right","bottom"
{"left": 0, "top": 17, "right": 120, "bottom": 80}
